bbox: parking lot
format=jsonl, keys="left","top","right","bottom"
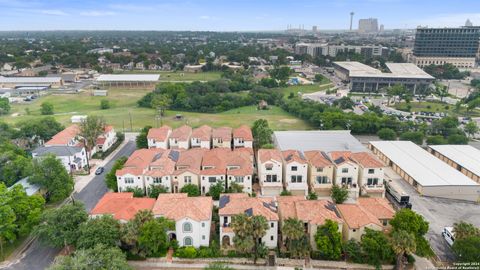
{"left": 384, "top": 167, "right": 480, "bottom": 262}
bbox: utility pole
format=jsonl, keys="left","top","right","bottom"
{"left": 129, "top": 112, "right": 133, "bottom": 131}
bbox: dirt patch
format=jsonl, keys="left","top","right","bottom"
{"left": 279, "top": 118, "right": 298, "bottom": 123}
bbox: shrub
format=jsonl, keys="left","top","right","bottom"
{"left": 175, "top": 246, "right": 197, "bottom": 258}
{"left": 100, "top": 99, "right": 111, "bottom": 110}
{"left": 377, "top": 128, "right": 397, "bottom": 140}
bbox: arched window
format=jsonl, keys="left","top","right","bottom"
{"left": 183, "top": 236, "right": 193, "bottom": 246}
{"left": 183, "top": 222, "right": 192, "bottom": 232}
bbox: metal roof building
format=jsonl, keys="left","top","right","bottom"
{"left": 369, "top": 141, "right": 480, "bottom": 202}
{"left": 96, "top": 74, "right": 160, "bottom": 88}
{"left": 0, "top": 76, "right": 63, "bottom": 88}
{"left": 274, "top": 130, "right": 366, "bottom": 153}
{"left": 428, "top": 145, "right": 480, "bottom": 184}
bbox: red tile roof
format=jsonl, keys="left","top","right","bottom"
{"left": 219, "top": 193, "right": 279, "bottom": 221}
{"left": 336, "top": 203, "right": 382, "bottom": 229}
{"left": 282, "top": 150, "right": 307, "bottom": 164}
{"left": 147, "top": 125, "right": 172, "bottom": 141}
{"left": 350, "top": 152, "right": 384, "bottom": 168}
{"left": 258, "top": 149, "right": 283, "bottom": 163}
{"left": 192, "top": 125, "right": 212, "bottom": 141}
{"left": 329, "top": 151, "right": 355, "bottom": 165}
{"left": 116, "top": 148, "right": 163, "bottom": 176}
{"left": 104, "top": 125, "right": 114, "bottom": 133}
{"left": 96, "top": 137, "right": 106, "bottom": 146}
{"left": 153, "top": 193, "right": 212, "bottom": 221}
{"left": 277, "top": 196, "right": 342, "bottom": 225}
{"left": 304, "top": 150, "right": 333, "bottom": 168}
{"left": 45, "top": 125, "right": 80, "bottom": 146}
{"left": 171, "top": 125, "right": 192, "bottom": 141}
{"left": 212, "top": 127, "right": 232, "bottom": 140}
{"left": 233, "top": 125, "right": 253, "bottom": 140}
{"left": 201, "top": 148, "right": 229, "bottom": 175}
{"left": 90, "top": 192, "right": 156, "bottom": 221}
{"left": 176, "top": 148, "right": 205, "bottom": 170}
{"left": 226, "top": 150, "right": 253, "bottom": 176}
{"left": 357, "top": 197, "right": 395, "bottom": 220}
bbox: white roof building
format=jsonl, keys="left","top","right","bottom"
{"left": 370, "top": 141, "right": 480, "bottom": 202}
{"left": 274, "top": 130, "right": 366, "bottom": 153}
{"left": 96, "top": 74, "right": 160, "bottom": 82}
{"left": 428, "top": 145, "right": 480, "bottom": 183}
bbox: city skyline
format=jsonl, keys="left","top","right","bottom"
{"left": 0, "top": 0, "right": 479, "bottom": 31}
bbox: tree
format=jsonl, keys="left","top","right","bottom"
{"left": 315, "top": 220, "right": 342, "bottom": 260}
{"left": 105, "top": 156, "right": 127, "bottom": 191}
{"left": 453, "top": 221, "right": 479, "bottom": 240}
{"left": 377, "top": 128, "right": 397, "bottom": 140}
{"left": 35, "top": 203, "right": 88, "bottom": 248}
{"left": 126, "top": 187, "right": 145, "bottom": 197}
{"left": 282, "top": 218, "right": 309, "bottom": 259}
{"left": 180, "top": 184, "right": 200, "bottom": 197}
{"left": 48, "top": 244, "right": 132, "bottom": 270}
{"left": 0, "top": 97, "right": 10, "bottom": 115}
{"left": 138, "top": 218, "right": 173, "bottom": 256}
{"left": 5, "top": 184, "right": 45, "bottom": 236}
{"left": 231, "top": 214, "right": 269, "bottom": 264}
{"left": 41, "top": 102, "right": 54, "bottom": 115}
{"left": 76, "top": 215, "right": 121, "bottom": 249}
{"left": 360, "top": 228, "right": 395, "bottom": 267}
{"left": 0, "top": 186, "right": 16, "bottom": 259}
{"left": 208, "top": 181, "right": 225, "bottom": 200}
{"left": 391, "top": 230, "right": 416, "bottom": 270}
{"left": 204, "top": 262, "right": 234, "bottom": 270}
{"left": 464, "top": 121, "right": 479, "bottom": 138}
{"left": 17, "top": 117, "right": 64, "bottom": 142}
{"left": 452, "top": 235, "right": 480, "bottom": 262}
{"left": 314, "top": 74, "right": 326, "bottom": 83}
{"left": 151, "top": 94, "right": 171, "bottom": 116}
{"left": 447, "top": 134, "right": 468, "bottom": 144}
{"left": 390, "top": 209, "right": 433, "bottom": 257}
{"left": 227, "top": 182, "right": 244, "bottom": 193}
{"left": 333, "top": 97, "right": 355, "bottom": 110}
{"left": 79, "top": 115, "right": 106, "bottom": 158}
{"left": 399, "top": 131, "right": 424, "bottom": 145}
{"left": 100, "top": 99, "right": 110, "bottom": 110}
{"left": 29, "top": 154, "right": 74, "bottom": 202}
{"left": 307, "top": 192, "right": 318, "bottom": 200}
{"left": 120, "top": 210, "right": 154, "bottom": 256}
{"left": 434, "top": 83, "right": 449, "bottom": 102}
{"left": 251, "top": 119, "right": 273, "bottom": 148}
{"left": 136, "top": 126, "right": 151, "bottom": 149}
{"left": 147, "top": 185, "right": 168, "bottom": 198}
{"left": 330, "top": 185, "right": 349, "bottom": 204}
{"left": 426, "top": 135, "right": 447, "bottom": 145}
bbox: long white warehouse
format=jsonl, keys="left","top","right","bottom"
{"left": 428, "top": 145, "right": 480, "bottom": 184}
{"left": 369, "top": 141, "right": 480, "bottom": 202}
{"left": 96, "top": 74, "right": 160, "bottom": 87}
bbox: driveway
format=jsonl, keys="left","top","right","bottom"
{"left": 1, "top": 140, "right": 137, "bottom": 270}
{"left": 384, "top": 168, "right": 480, "bottom": 263}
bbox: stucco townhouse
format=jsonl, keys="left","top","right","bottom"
{"left": 90, "top": 192, "right": 156, "bottom": 223}
{"left": 225, "top": 149, "right": 254, "bottom": 194}
{"left": 144, "top": 149, "right": 179, "bottom": 193}
{"left": 350, "top": 152, "right": 386, "bottom": 198}
{"left": 303, "top": 150, "right": 335, "bottom": 197}
{"left": 200, "top": 148, "right": 228, "bottom": 194}
{"left": 329, "top": 151, "right": 360, "bottom": 203}
{"left": 172, "top": 148, "right": 205, "bottom": 193}
{"left": 282, "top": 150, "right": 309, "bottom": 196}
{"left": 147, "top": 125, "right": 172, "bottom": 149}
{"left": 212, "top": 127, "right": 232, "bottom": 148}
{"left": 169, "top": 125, "right": 192, "bottom": 149}
{"left": 116, "top": 148, "right": 163, "bottom": 193}
{"left": 218, "top": 193, "right": 279, "bottom": 249}
{"left": 191, "top": 125, "right": 212, "bottom": 149}
{"left": 232, "top": 125, "right": 253, "bottom": 149}
{"left": 257, "top": 149, "right": 284, "bottom": 196}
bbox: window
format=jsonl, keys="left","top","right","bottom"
{"left": 223, "top": 217, "right": 228, "bottom": 224}
{"left": 291, "top": 166, "right": 297, "bottom": 171}
{"left": 265, "top": 163, "right": 273, "bottom": 171}
{"left": 184, "top": 176, "right": 192, "bottom": 184}
{"left": 291, "top": 175, "right": 302, "bottom": 183}
{"left": 270, "top": 236, "right": 274, "bottom": 241}
{"left": 234, "top": 176, "right": 244, "bottom": 183}
{"left": 341, "top": 177, "right": 352, "bottom": 185}
{"left": 316, "top": 167, "right": 323, "bottom": 172}
{"left": 124, "top": 177, "right": 134, "bottom": 184}
{"left": 153, "top": 177, "right": 162, "bottom": 184}
{"left": 208, "top": 177, "right": 216, "bottom": 183}
{"left": 352, "top": 229, "right": 356, "bottom": 232}
{"left": 183, "top": 237, "right": 193, "bottom": 246}
{"left": 316, "top": 176, "right": 329, "bottom": 184}
{"left": 368, "top": 169, "right": 375, "bottom": 174}
{"left": 266, "top": 175, "right": 277, "bottom": 182}
{"left": 382, "top": 220, "right": 388, "bottom": 226}
{"left": 270, "top": 222, "right": 274, "bottom": 228}
{"left": 367, "top": 178, "right": 379, "bottom": 186}
{"left": 202, "top": 222, "right": 205, "bottom": 228}
{"left": 202, "top": 235, "right": 206, "bottom": 240}
{"left": 183, "top": 222, "right": 192, "bottom": 232}
{"left": 341, "top": 168, "right": 348, "bottom": 173}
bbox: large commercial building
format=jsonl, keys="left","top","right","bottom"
{"left": 428, "top": 145, "right": 480, "bottom": 184}
{"left": 274, "top": 130, "right": 366, "bottom": 153}
{"left": 412, "top": 26, "right": 480, "bottom": 68}
{"left": 358, "top": 18, "right": 379, "bottom": 33}
{"left": 369, "top": 141, "right": 480, "bottom": 202}
{"left": 294, "top": 43, "right": 389, "bottom": 59}
{"left": 0, "top": 76, "right": 63, "bottom": 89}
{"left": 333, "top": 61, "right": 434, "bottom": 94}
{"left": 96, "top": 74, "right": 160, "bottom": 87}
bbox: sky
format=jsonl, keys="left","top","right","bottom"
{"left": 0, "top": 0, "right": 479, "bottom": 31}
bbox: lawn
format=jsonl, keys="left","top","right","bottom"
{"left": 1, "top": 235, "right": 28, "bottom": 261}
{"left": 1, "top": 88, "right": 312, "bottom": 131}
{"left": 278, "top": 83, "right": 333, "bottom": 99}
{"left": 394, "top": 101, "right": 480, "bottom": 117}
{"left": 114, "top": 71, "right": 222, "bottom": 82}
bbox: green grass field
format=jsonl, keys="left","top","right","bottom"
{"left": 278, "top": 83, "right": 333, "bottom": 99}
{"left": 394, "top": 101, "right": 480, "bottom": 117}
{"left": 1, "top": 88, "right": 312, "bottom": 131}
{"left": 114, "top": 71, "right": 223, "bottom": 81}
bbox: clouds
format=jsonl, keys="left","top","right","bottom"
{"left": 410, "top": 13, "right": 480, "bottom": 28}
{"left": 80, "top": 10, "right": 116, "bottom": 17}
{"left": 39, "top": 9, "right": 68, "bottom": 16}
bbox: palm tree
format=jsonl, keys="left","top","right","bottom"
{"left": 453, "top": 221, "right": 480, "bottom": 240}
{"left": 391, "top": 230, "right": 416, "bottom": 270}
{"left": 231, "top": 214, "right": 268, "bottom": 264}
{"left": 282, "top": 218, "right": 310, "bottom": 263}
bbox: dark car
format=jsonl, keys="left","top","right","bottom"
{"left": 95, "top": 167, "right": 104, "bottom": 175}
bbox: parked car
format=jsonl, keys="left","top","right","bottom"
{"left": 442, "top": 227, "right": 455, "bottom": 246}
{"left": 95, "top": 167, "right": 104, "bottom": 175}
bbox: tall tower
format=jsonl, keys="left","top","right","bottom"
{"left": 350, "top": 12, "right": 355, "bottom": 31}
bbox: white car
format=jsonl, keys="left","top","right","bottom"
{"left": 442, "top": 227, "right": 455, "bottom": 246}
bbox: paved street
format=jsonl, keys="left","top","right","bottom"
{"left": 1, "top": 140, "right": 136, "bottom": 270}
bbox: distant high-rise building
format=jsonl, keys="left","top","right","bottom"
{"left": 379, "top": 24, "right": 384, "bottom": 32}
{"left": 350, "top": 12, "right": 354, "bottom": 31}
{"left": 466, "top": 19, "right": 473, "bottom": 27}
{"left": 312, "top": 25, "right": 318, "bottom": 32}
{"left": 413, "top": 26, "right": 480, "bottom": 68}
{"left": 358, "top": 18, "right": 379, "bottom": 33}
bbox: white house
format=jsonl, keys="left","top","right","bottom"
{"left": 169, "top": 125, "right": 192, "bottom": 149}
{"left": 304, "top": 151, "right": 335, "bottom": 197}
{"left": 350, "top": 152, "right": 386, "bottom": 198}
{"left": 219, "top": 193, "right": 278, "bottom": 249}
{"left": 172, "top": 148, "right": 205, "bottom": 193}
{"left": 225, "top": 150, "right": 253, "bottom": 194}
{"left": 147, "top": 125, "right": 172, "bottom": 149}
{"left": 282, "top": 150, "right": 309, "bottom": 196}
{"left": 191, "top": 125, "right": 212, "bottom": 149}
{"left": 232, "top": 125, "right": 253, "bottom": 149}
{"left": 153, "top": 194, "right": 213, "bottom": 248}
{"left": 330, "top": 151, "right": 360, "bottom": 203}
{"left": 200, "top": 148, "right": 228, "bottom": 194}
{"left": 95, "top": 125, "right": 117, "bottom": 153}
{"left": 116, "top": 149, "right": 163, "bottom": 193}
{"left": 32, "top": 145, "right": 87, "bottom": 173}
{"left": 257, "top": 149, "right": 284, "bottom": 196}
{"left": 212, "top": 127, "right": 232, "bottom": 148}
{"left": 144, "top": 150, "right": 178, "bottom": 193}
